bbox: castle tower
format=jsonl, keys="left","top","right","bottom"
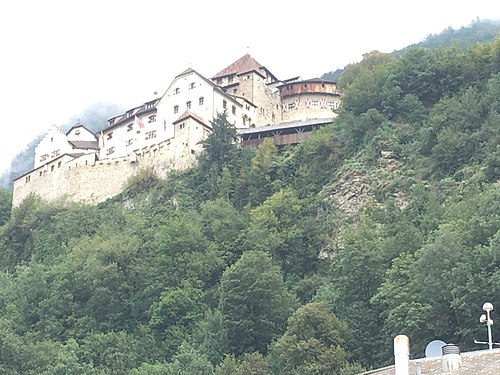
{"left": 278, "top": 78, "right": 341, "bottom": 123}
{"left": 212, "top": 54, "right": 281, "bottom": 127}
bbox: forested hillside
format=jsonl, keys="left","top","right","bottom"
{"left": 0, "top": 36, "right": 499, "bottom": 375}
{"left": 322, "top": 18, "right": 500, "bottom": 82}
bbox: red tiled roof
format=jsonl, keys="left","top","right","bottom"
{"left": 213, "top": 54, "right": 264, "bottom": 78}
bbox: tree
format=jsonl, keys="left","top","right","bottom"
{"left": 219, "top": 251, "right": 295, "bottom": 355}
{"left": 214, "top": 353, "right": 271, "bottom": 375}
{"left": 149, "top": 285, "right": 206, "bottom": 357}
{"left": 164, "top": 343, "right": 214, "bottom": 375}
{"left": 0, "top": 188, "right": 12, "bottom": 226}
{"left": 269, "top": 302, "right": 349, "bottom": 375}
{"left": 201, "top": 111, "right": 238, "bottom": 169}
{"left": 196, "top": 112, "right": 239, "bottom": 200}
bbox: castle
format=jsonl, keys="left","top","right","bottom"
{"left": 12, "top": 54, "right": 340, "bottom": 207}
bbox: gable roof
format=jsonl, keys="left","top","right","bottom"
{"left": 66, "top": 123, "right": 97, "bottom": 138}
{"left": 68, "top": 140, "right": 100, "bottom": 150}
{"left": 160, "top": 67, "right": 242, "bottom": 108}
{"left": 213, "top": 54, "right": 264, "bottom": 79}
{"left": 173, "top": 110, "right": 212, "bottom": 130}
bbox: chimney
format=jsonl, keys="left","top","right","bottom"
{"left": 394, "top": 335, "right": 410, "bottom": 375}
{"left": 441, "top": 343, "right": 461, "bottom": 372}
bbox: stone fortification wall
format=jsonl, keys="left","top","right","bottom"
{"left": 12, "top": 135, "right": 200, "bottom": 208}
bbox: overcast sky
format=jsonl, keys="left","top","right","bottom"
{"left": 0, "top": 0, "right": 498, "bottom": 174}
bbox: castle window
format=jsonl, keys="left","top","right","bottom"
{"left": 199, "top": 96, "right": 204, "bottom": 105}
{"left": 174, "top": 105, "right": 179, "bottom": 114}
{"left": 39, "top": 171, "right": 43, "bottom": 177}
{"left": 145, "top": 130, "right": 157, "bottom": 140}
{"left": 52, "top": 149, "right": 60, "bottom": 157}
{"left": 126, "top": 111, "right": 133, "bottom": 118}
{"left": 223, "top": 100, "right": 227, "bottom": 109}
{"left": 126, "top": 139, "right": 133, "bottom": 146}
{"left": 186, "top": 101, "right": 191, "bottom": 109}
{"left": 232, "top": 105, "right": 236, "bottom": 115}
{"left": 127, "top": 124, "right": 133, "bottom": 132}
{"left": 106, "top": 147, "right": 115, "bottom": 155}
{"left": 189, "top": 82, "right": 196, "bottom": 89}
{"left": 51, "top": 137, "right": 54, "bottom": 142}
{"left": 51, "top": 165, "right": 55, "bottom": 172}
{"left": 179, "top": 123, "right": 185, "bottom": 130}
{"left": 75, "top": 130, "right": 81, "bottom": 136}
{"left": 148, "top": 115, "right": 156, "bottom": 123}
{"left": 25, "top": 175, "right": 31, "bottom": 183}
{"left": 107, "top": 132, "right": 113, "bottom": 140}
{"left": 233, "top": 88, "right": 237, "bottom": 94}
{"left": 174, "top": 87, "right": 180, "bottom": 94}
{"left": 58, "top": 161, "right": 62, "bottom": 168}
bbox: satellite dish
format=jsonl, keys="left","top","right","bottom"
{"left": 425, "top": 339, "right": 447, "bottom": 358}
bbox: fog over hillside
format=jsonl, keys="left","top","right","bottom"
{"left": 0, "top": 101, "right": 124, "bottom": 189}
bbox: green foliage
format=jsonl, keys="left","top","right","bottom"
{"left": 1, "top": 31, "right": 500, "bottom": 374}
{"left": 269, "top": 302, "right": 349, "bottom": 375}
{"left": 0, "top": 188, "right": 12, "bottom": 226}
{"left": 219, "top": 251, "right": 295, "bottom": 355}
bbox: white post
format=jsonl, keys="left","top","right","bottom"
{"left": 394, "top": 335, "right": 410, "bottom": 375}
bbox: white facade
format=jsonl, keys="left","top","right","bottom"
{"left": 34, "top": 125, "right": 70, "bottom": 169}
{"left": 99, "top": 100, "right": 164, "bottom": 160}
{"left": 156, "top": 68, "right": 252, "bottom": 134}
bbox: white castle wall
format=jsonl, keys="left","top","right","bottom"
{"left": 12, "top": 123, "right": 205, "bottom": 208}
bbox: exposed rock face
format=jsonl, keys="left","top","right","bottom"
{"left": 324, "top": 150, "right": 407, "bottom": 215}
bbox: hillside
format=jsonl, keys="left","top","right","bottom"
{"left": 0, "top": 35, "right": 499, "bottom": 375}
{"left": 322, "top": 18, "right": 500, "bottom": 82}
